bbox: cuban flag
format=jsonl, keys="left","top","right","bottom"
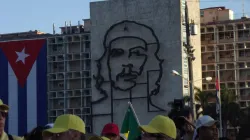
{"left": 215, "top": 71, "right": 221, "bottom": 116}
{"left": 0, "top": 39, "right": 47, "bottom": 136}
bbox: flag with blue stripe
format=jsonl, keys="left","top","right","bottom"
{"left": 0, "top": 39, "right": 47, "bottom": 136}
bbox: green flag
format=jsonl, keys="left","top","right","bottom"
{"left": 121, "top": 105, "right": 141, "bottom": 140}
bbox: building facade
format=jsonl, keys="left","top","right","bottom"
{"left": 200, "top": 7, "right": 234, "bottom": 24}
{"left": 201, "top": 7, "right": 250, "bottom": 107}
{"left": 90, "top": 0, "right": 201, "bottom": 134}
{"left": 46, "top": 20, "right": 93, "bottom": 132}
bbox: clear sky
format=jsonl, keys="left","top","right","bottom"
{"left": 0, "top": 0, "right": 249, "bottom": 34}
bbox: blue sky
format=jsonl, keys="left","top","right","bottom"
{"left": 0, "top": 0, "right": 249, "bottom": 34}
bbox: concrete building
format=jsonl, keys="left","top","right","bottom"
{"left": 201, "top": 7, "right": 250, "bottom": 107}
{"left": 200, "top": 7, "right": 234, "bottom": 24}
{"left": 0, "top": 30, "right": 49, "bottom": 41}
{"left": 90, "top": 0, "right": 201, "bottom": 133}
{"left": 46, "top": 20, "right": 93, "bottom": 132}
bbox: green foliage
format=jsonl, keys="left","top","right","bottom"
{"left": 194, "top": 87, "right": 214, "bottom": 107}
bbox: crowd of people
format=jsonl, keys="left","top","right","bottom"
{"left": 1, "top": 99, "right": 250, "bottom": 140}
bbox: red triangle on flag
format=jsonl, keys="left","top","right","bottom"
{"left": 0, "top": 39, "right": 46, "bottom": 87}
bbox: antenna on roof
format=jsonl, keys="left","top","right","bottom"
{"left": 78, "top": 21, "right": 81, "bottom": 33}
{"left": 52, "top": 23, "right": 55, "bottom": 34}
{"left": 69, "top": 21, "right": 72, "bottom": 34}
{"left": 242, "top": 0, "right": 245, "bottom": 17}
{"left": 65, "top": 21, "right": 68, "bottom": 34}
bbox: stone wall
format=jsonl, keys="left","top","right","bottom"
{"left": 90, "top": 0, "right": 185, "bottom": 134}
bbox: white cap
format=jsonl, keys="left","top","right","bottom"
{"left": 195, "top": 115, "right": 217, "bottom": 129}
{"left": 44, "top": 123, "right": 54, "bottom": 129}
{"left": 192, "top": 115, "right": 217, "bottom": 140}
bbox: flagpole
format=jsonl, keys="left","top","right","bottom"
{"left": 216, "top": 65, "right": 223, "bottom": 138}
{"left": 128, "top": 102, "right": 141, "bottom": 125}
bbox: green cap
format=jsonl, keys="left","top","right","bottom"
{"left": 43, "top": 114, "right": 85, "bottom": 135}
{"left": 0, "top": 99, "right": 9, "bottom": 112}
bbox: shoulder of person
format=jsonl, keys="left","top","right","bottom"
{"left": 12, "top": 135, "right": 23, "bottom": 140}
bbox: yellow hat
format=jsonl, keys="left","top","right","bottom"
{"left": 89, "top": 136, "right": 110, "bottom": 140}
{"left": 139, "top": 115, "right": 177, "bottom": 139}
{"left": 43, "top": 114, "right": 85, "bottom": 135}
{"left": 0, "top": 99, "right": 9, "bottom": 112}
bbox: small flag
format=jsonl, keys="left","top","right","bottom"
{"left": 215, "top": 72, "right": 220, "bottom": 115}
{"left": 121, "top": 104, "right": 141, "bottom": 140}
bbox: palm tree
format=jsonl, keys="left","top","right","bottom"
{"left": 219, "top": 87, "right": 240, "bottom": 136}
{"left": 194, "top": 87, "right": 214, "bottom": 108}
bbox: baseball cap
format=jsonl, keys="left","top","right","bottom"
{"left": 43, "top": 114, "right": 85, "bottom": 135}
{"left": 139, "top": 115, "right": 177, "bottom": 139}
{"left": 0, "top": 99, "right": 9, "bottom": 112}
{"left": 89, "top": 136, "right": 110, "bottom": 140}
{"left": 101, "top": 123, "right": 119, "bottom": 136}
{"left": 44, "top": 123, "right": 54, "bottom": 129}
{"left": 195, "top": 115, "right": 217, "bottom": 129}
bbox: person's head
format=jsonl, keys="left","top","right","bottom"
{"left": 180, "top": 107, "right": 193, "bottom": 122}
{"left": 171, "top": 106, "right": 195, "bottom": 138}
{"left": 89, "top": 136, "right": 110, "bottom": 140}
{"left": 0, "top": 99, "right": 9, "bottom": 134}
{"left": 25, "top": 126, "right": 45, "bottom": 140}
{"left": 43, "top": 124, "right": 54, "bottom": 140}
{"left": 195, "top": 115, "right": 218, "bottom": 140}
{"left": 43, "top": 114, "right": 86, "bottom": 140}
{"left": 94, "top": 20, "right": 163, "bottom": 93}
{"left": 101, "top": 123, "right": 120, "bottom": 140}
{"left": 139, "top": 115, "right": 177, "bottom": 140}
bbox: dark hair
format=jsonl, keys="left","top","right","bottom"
{"left": 25, "top": 126, "right": 45, "bottom": 140}
{"left": 168, "top": 106, "right": 192, "bottom": 119}
{"left": 219, "top": 138, "right": 230, "bottom": 140}
{"left": 135, "top": 135, "right": 141, "bottom": 140}
{"left": 180, "top": 107, "right": 192, "bottom": 118}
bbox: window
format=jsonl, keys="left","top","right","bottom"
{"left": 202, "top": 66, "right": 206, "bottom": 71}
{"left": 239, "top": 51, "right": 245, "bottom": 57}
{"left": 201, "top": 28, "right": 205, "bottom": 33}
{"left": 200, "top": 11, "right": 204, "bottom": 17}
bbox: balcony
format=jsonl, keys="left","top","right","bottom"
{"left": 239, "top": 69, "right": 250, "bottom": 80}
{"left": 201, "top": 33, "right": 215, "bottom": 45}
{"left": 207, "top": 65, "right": 215, "bottom": 71}
{"left": 218, "top": 51, "right": 234, "bottom": 62}
{"left": 237, "top": 30, "right": 250, "bottom": 42}
{"left": 225, "top": 25, "right": 234, "bottom": 31}
{"left": 220, "top": 70, "right": 235, "bottom": 82}
{"left": 202, "top": 53, "right": 215, "bottom": 64}
{"left": 207, "top": 46, "right": 214, "bottom": 51}
{"left": 240, "top": 95, "right": 250, "bottom": 100}
{"left": 238, "top": 50, "right": 250, "bottom": 61}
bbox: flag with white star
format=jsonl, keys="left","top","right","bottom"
{"left": 0, "top": 39, "right": 47, "bottom": 136}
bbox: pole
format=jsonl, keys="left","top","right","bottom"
{"left": 185, "top": 1, "right": 196, "bottom": 121}
{"left": 128, "top": 102, "right": 141, "bottom": 125}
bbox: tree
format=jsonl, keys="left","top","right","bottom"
{"left": 194, "top": 87, "right": 213, "bottom": 108}
{"left": 219, "top": 87, "right": 240, "bottom": 136}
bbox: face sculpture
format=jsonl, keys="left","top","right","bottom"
{"left": 108, "top": 37, "right": 148, "bottom": 91}
{"left": 93, "top": 20, "right": 165, "bottom": 111}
